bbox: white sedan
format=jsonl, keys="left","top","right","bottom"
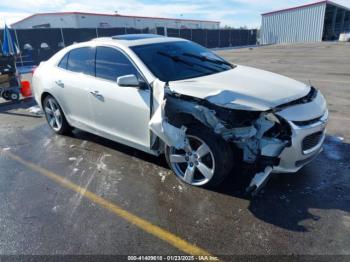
{"left": 32, "top": 34, "right": 328, "bottom": 194}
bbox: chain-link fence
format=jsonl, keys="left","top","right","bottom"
{"left": 157, "top": 27, "right": 257, "bottom": 48}
{"left": 0, "top": 27, "right": 257, "bottom": 66}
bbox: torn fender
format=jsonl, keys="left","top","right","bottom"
{"left": 149, "top": 80, "right": 290, "bottom": 166}
{"left": 149, "top": 99, "right": 187, "bottom": 149}
{"left": 165, "top": 96, "right": 226, "bottom": 135}
{"left": 149, "top": 80, "right": 187, "bottom": 149}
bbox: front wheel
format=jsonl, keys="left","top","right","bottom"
{"left": 165, "top": 126, "right": 234, "bottom": 188}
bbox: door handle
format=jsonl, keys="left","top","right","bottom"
{"left": 55, "top": 80, "right": 64, "bottom": 88}
{"left": 90, "top": 90, "right": 104, "bottom": 99}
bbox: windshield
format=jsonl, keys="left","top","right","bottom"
{"left": 131, "top": 41, "right": 234, "bottom": 82}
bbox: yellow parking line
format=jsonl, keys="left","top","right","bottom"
{"left": 3, "top": 150, "right": 212, "bottom": 256}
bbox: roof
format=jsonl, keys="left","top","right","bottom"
{"left": 262, "top": 0, "right": 350, "bottom": 16}
{"left": 91, "top": 35, "right": 187, "bottom": 47}
{"left": 12, "top": 12, "right": 220, "bottom": 26}
{"left": 111, "top": 34, "right": 164, "bottom": 40}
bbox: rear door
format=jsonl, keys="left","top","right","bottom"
{"left": 55, "top": 47, "right": 96, "bottom": 131}
{"left": 89, "top": 46, "right": 151, "bottom": 150}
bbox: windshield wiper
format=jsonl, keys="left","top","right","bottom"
{"left": 182, "top": 52, "right": 234, "bottom": 68}
{"left": 157, "top": 51, "right": 195, "bottom": 68}
{"left": 157, "top": 51, "right": 218, "bottom": 73}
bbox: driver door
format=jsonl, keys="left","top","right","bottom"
{"left": 89, "top": 46, "right": 151, "bottom": 150}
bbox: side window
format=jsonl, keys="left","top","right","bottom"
{"left": 96, "top": 46, "right": 139, "bottom": 82}
{"left": 58, "top": 53, "right": 68, "bottom": 69}
{"left": 67, "top": 47, "right": 95, "bottom": 76}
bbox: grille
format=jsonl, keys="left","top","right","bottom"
{"left": 302, "top": 131, "right": 323, "bottom": 152}
{"left": 293, "top": 116, "right": 322, "bottom": 127}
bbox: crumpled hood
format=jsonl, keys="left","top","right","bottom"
{"left": 168, "top": 65, "right": 310, "bottom": 111}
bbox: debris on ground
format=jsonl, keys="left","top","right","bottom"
{"left": 27, "top": 105, "right": 43, "bottom": 115}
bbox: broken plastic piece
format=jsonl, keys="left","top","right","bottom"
{"left": 246, "top": 166, "right": 273, "bottom": 196}
{"left": 194, "top": 105, "right": 226, "bottom": 134}
{"left": 231, "top": 113, "right": 286, "bottom": 163}
{"left": 260, "top": 138, "right": 287, "bottom": 157}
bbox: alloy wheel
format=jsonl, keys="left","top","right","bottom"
{"left": 44, "top": 98, "right": 62, "bottom": 131}
{"left": 168, "top": 135, "right": 215, "bottom": 186}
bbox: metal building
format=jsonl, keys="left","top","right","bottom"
{"left": 11, "top": 12, "right": 220, "bottom": 30}
{"left": 260, "top": 1, "right": 350, "bottom": 44}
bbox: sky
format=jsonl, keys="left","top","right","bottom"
{"left": 1, "top": 0, "right": 350, "bottom": 29}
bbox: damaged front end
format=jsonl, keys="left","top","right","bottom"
{"left": 149, "top": 80, "right": 325, "bottom": 195}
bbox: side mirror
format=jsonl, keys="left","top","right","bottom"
{"left": 117, "top": 74, "right": 140, "bottom": 87}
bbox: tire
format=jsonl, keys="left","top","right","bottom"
{"left": 2, "top": 90, "right": 11, "bottom": 101}
{"left": 43, "top": 95, "right": 71, "bottom": 135}
{"left": 165, "top": 126, "right": 234, "bottom": 188}
{"left": 10, "top": 91, "right": 20, "bottom": 101}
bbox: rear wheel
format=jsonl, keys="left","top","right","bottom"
{"left": 43, "top": 95, "right": 71, "bottom": 135}
{"left": 165, "top": 126, "right": 234, "bottom": 188}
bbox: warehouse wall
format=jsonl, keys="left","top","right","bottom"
{"left": 12, "top": 14, "right": 79, "bottom": 29}
{"left": 260, "top": 3, "right": 327, "bottom": 44}
{"left": 12, "top": 14, "right": 220, "bottom": 30}
{"left": 75, "top": 14, "right": 219, "bottom": 29}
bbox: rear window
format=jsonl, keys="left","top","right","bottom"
{"left": 58, "top": 53, "right": 68, "bottom": 69}
{"left": 66, "top": 47, "right": 95, "bottom": 76}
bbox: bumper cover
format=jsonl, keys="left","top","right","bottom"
{"left": 273, "top": 107, "right": 328, "bottom": 173}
